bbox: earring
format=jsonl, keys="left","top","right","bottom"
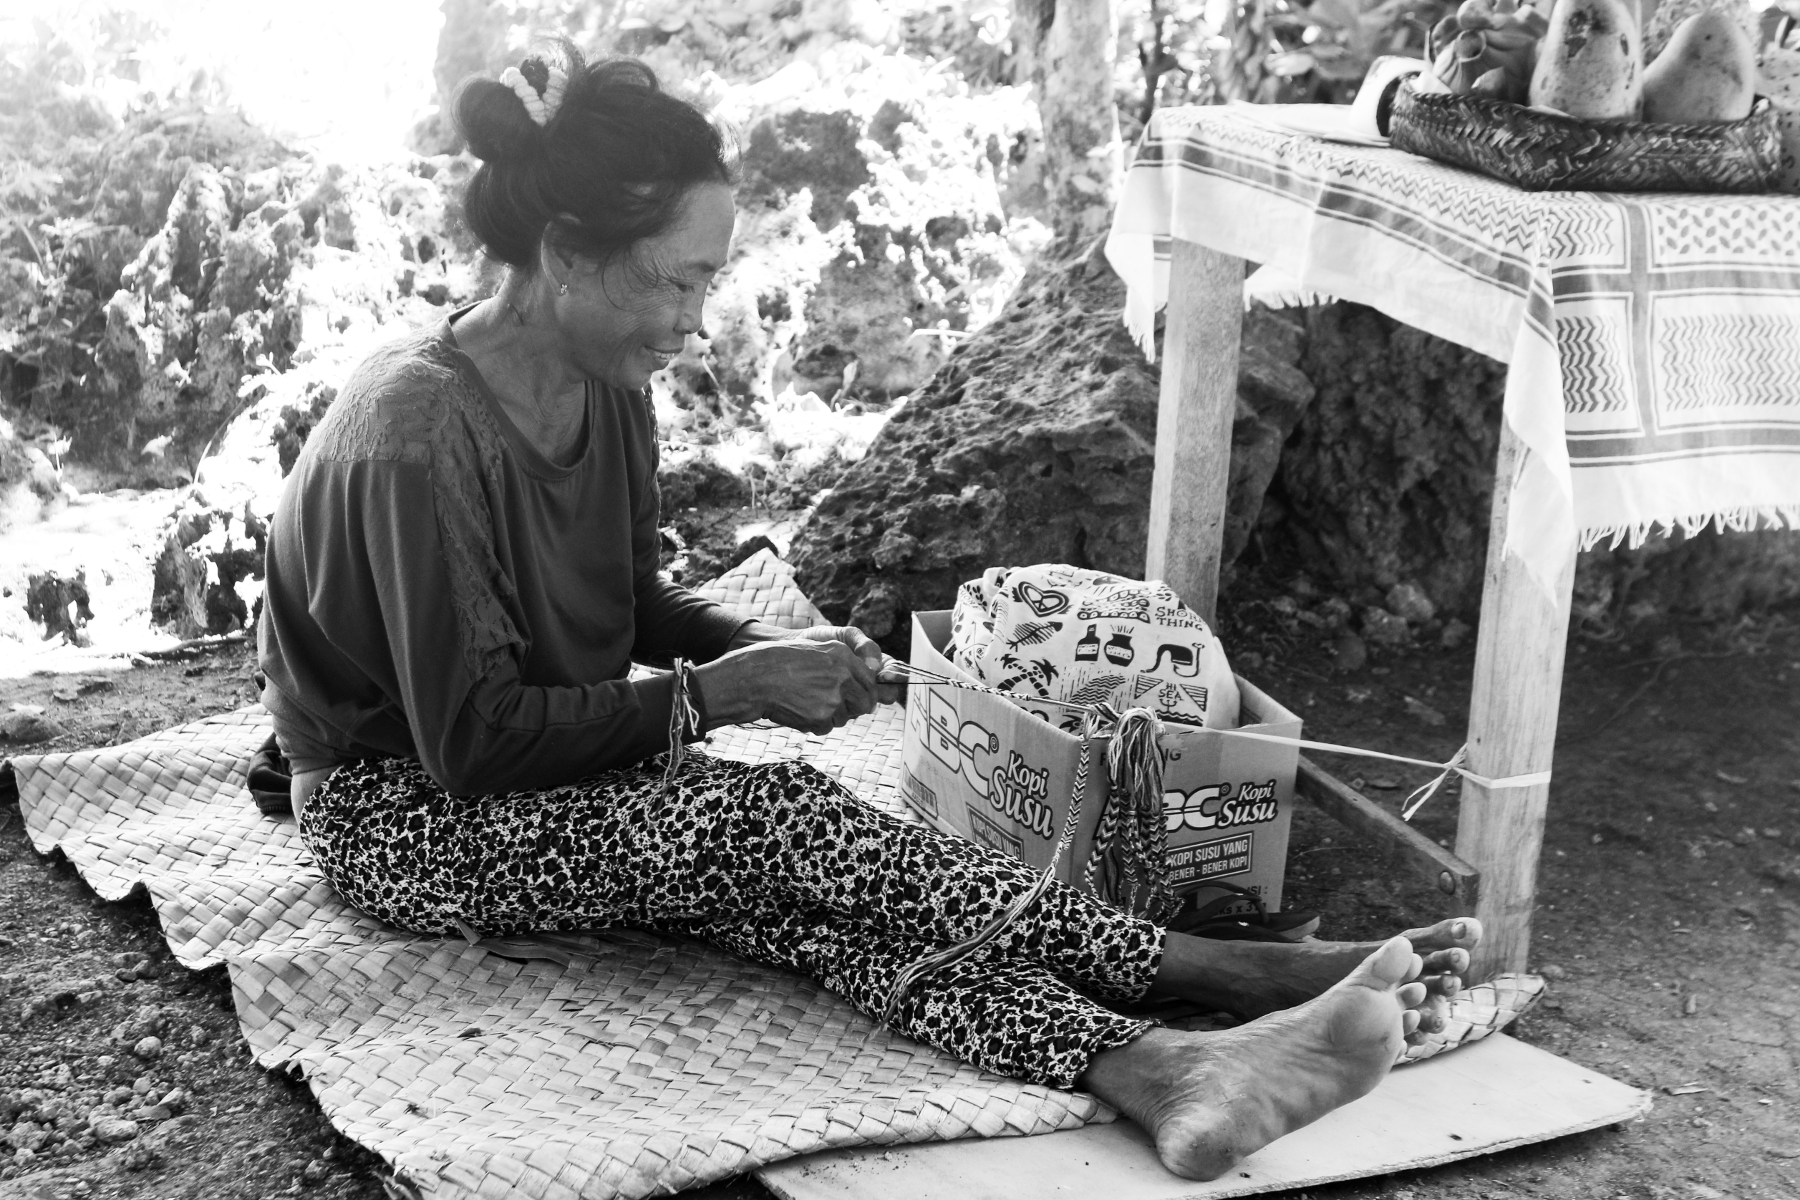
{"left": 557, "top": 282, "right": 569, "bottom": 296}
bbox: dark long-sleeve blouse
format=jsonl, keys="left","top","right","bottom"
{"left": 257, "top": 312, "right": 744, "bottom": 795}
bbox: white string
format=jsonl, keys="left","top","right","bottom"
{"left": 662, "top": 659, "right": 703, "bottom": 800}
{"left": 880, "top": 662, "right": 1552, "bottom": 822}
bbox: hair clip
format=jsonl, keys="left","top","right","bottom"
{"left": 499, "top": 65, "right": 551, "bottom": 127}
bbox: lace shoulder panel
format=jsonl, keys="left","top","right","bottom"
{"left": 313, "top": 327, "right": 525, "bottom": 682}
{"left": 308, "top": 331, "right": 469, "bottom": 466}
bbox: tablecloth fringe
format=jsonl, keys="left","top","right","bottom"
{"left": 1580, "top": 504, "right": 1800, "bottom": 553}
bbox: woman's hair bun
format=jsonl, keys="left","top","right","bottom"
{"left": 585, "top": 57, "right": 658, "bottom": 92}
{"left": 454, "top": 76, "right": 544, "bottom": 164}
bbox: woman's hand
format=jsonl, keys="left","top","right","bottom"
{"left": 787, "top": 626, "right": 905, "bottom": 705}
{"left": 700, "top": 622, "right": 903, "bottom": 733}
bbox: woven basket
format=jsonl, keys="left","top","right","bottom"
{"left": 1388, "top": 81, "right": 1782, "bottom": 192}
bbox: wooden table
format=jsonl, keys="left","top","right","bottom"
{"left": 1105, "top": 107, "right": 1800, "bottom": 979}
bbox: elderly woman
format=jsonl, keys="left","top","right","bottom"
{"left": 257, "top": 47, "right": 1480, "bottom": 1182}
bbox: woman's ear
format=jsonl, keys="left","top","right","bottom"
{"left": 538, "top": 231, "right": 587, "bottom": 293}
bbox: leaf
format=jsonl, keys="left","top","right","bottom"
{"left": 1308, "top": 0, "right": 1365, "bottom": 32}
{"left": 1005, "top": 620, "right": 1061, "bottom": 648}
{"left": 1267, "top": 49, "right": 1317, "bottom": 76}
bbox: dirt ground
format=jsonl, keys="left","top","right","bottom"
{"left": 2, "top": 592, "right": 1797, "bottom": 1200}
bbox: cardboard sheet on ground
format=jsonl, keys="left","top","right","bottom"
{"left": 759, "top": 1033, "right": 1650, "bottom": 1200}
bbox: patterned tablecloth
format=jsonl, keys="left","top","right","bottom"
{"left": 1104, "top": 106, "right": 1800, "bottom": 593}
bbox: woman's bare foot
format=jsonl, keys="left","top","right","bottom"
{"left": 1152, "top": 917, "right": 1482, "bottom": 1026}
{"left": 1083, "top": 936, "right": 1426, "bottom": 1181}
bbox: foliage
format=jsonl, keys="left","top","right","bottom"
{"left": 0, "top": 7, "right": 209, "bottom": 442}
{"left": 1135, "top": 0, "right": 1453, "bottom": 110}
{"left": 1, "top": 8, "right": 292, "bottom": 465}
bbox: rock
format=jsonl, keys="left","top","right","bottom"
{"left": 118, "top": 1139, "right": 160, "bottom": 1171}
{"left": 88, "top": 1116, "right": 138, "bottom": 1145}
{"left": 149, "top": 497, "right": 268, "bottom": 637}
{"left": 91, "top": 162, "right": 296, "bottom": 472}
{"left": 1267, "top": 300, "right": 1800, "bottom": 624}
{"left": 790, "top": 247, "right": 1312, "bottom": 645}
{"left": 1266, "top": 302, "right": 1505, "bottom": 617}
{"left": 1385, "top": 582, "right": 1437, "bottom": 624}
{"left": 302, "top": 1157, "right": 331, "bottom": 1185}
{"left": 1404, "top": 695, "right": 1448, "bottom": 727}
{"left": 703, "top": 76, "right": 1043, "bottom": 411}
{"left": 144, "top": 1113, "right": 203, "bottom": 1144}
{"left": 1331, "top": 631, "right": 1368, "bottom": 673}
{"left": 103, "top": 1088, "right": 134, "bottom": 1108}
{"left": 17, "top": 96, "right": 474, "bottom": 489}
{"left": 656, "top": 445, "right": 753, "bottom": 513}
{"left": 23, "top": 571, "right": 94, "bottom": 645}
{"left": 1360, "top": 606, "right": 1412, "bottom": 647}
{"left": 741, "top": 109, "right": 871, "bottom": 230}
{"left": 272, "top": 381, "right": 338, "bottom": 477}
{"left": 1440, "top": 618, "right": 1472, "bottom": 649}
{"left": 0, "top": 712, "right": 68, "bottom": 744}
{"left": 131, "top": 1036, "right": 163, "bottom": 1061}
{"left": 115, "top": 1005, "right": 171, "bottom": 1045}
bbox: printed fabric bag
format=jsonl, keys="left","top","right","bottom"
{"left": 948, "top": 565, "right": 1241, "bottom": 729}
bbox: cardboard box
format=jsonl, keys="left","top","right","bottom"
{"left": 900, "top": 610, "right": 1302, "bottom": 916}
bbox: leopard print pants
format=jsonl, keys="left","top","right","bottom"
{"left": 299, "top": 752, "right": 1162, "bottom": 1089}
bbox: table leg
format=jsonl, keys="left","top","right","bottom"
{"left": 1146, "top": 241, "right": 1245, "bottom": 625}
{"left": 1457, "top": 423, "right": 1577, "bottom": 980}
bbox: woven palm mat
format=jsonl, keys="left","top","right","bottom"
{"left": 6, "top": 554, "right": 1110, "bottom": 1200}
{"left": 7, "top": 549, "right": 1541, "bottom": 1198}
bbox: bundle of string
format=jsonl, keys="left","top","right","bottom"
{"left": 1085, "top": 706, "right": 1178, "bottom": 924}
{"left": 661, "top": 658, "right": 704, "bottom": 800}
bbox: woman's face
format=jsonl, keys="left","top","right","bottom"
{"left": 556, "top": 180, "right": 735, "bottom": 390}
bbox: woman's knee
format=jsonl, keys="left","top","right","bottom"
{"left": 729, "top": 760, "right": 865, "bottom": 830}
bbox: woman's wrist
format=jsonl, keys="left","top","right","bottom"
{"left": 691, "top": 655, "right": 763, "bottom": 728}
{"left": 726, "top": 619, "right": 789, "bottom": 650}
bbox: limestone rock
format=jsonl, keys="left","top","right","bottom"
{"left": 89, "top": 1116, "right": 139, "bottom": 1144}
{"left": 24, "top": 570, "right": 94, "bottom": 644}
{"left": 0, "top": 711, "right": 65, "bottom": 744}
{"left": 741, "top": 109, "right": 872, "bottom": 230}
{"left": 1264, "top": 301, "right": 1508, "bottom": 617}
{"left": 1385, "top": 582, "right": 1437, "bottom": 625}
{"left": 14, "top": 106, "right": 476, "bottom": 485}
{"left": 679, "top": 53, "right": 1043, "bottom": 427}
{"left": 149, "top": 497, "right": 269, "bottom": 638}
{"left": 1260, "top": 300, "right": 1800, "bottom": 627}
{"left": 789, "top": 245, "right": 1314, "bottom": 647}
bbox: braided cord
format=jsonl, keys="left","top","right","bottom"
{"left": 876, "top": 705, "right": 1114, "bottom": 1028}
{"left": 1104, "top": 708, "right": 1177, "bottom": 922}
{"left": 661, "top": 658, "right": 704, "bottom": 800}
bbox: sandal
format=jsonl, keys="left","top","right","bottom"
{"left": 1166, "top": 881, "right": 1321, "bottom": 943}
